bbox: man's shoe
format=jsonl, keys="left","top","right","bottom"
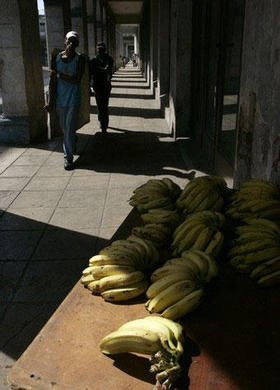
{"left": 64, "top": 159, "right": 74, "bottom": 171}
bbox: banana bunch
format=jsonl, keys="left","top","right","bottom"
{"left": 129, "top": 178, "right": 181, "bottom": 213}
{"left": 131, "top": 223, "right": 172, "bottom": 248}
{"left": 141, "top": 208, "right": 181, "bottom": 229}
{"left": 228, "top": 218, "right": 280, "bottom": 287}
{"left": 81, "top": 236, "right": 161, "bottom": 301}
{"left": 145, "top": 250, "right": 218, "bottom": 320}
{"left": 176, "top": 176, "right": 227, "bottom": 215}
{"left": 100, "top": 316, "right": 184, "bottom": 389}
{"left": 226, "top": 179, "right": 280, "bottom": 223}
{"left": 171, "top": 210, "right": 225, "bottom": 256}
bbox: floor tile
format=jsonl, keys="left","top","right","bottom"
{"left": 57, "top": 190, "right": 106, "bottom": 208}
{"left": 0, "top": 208, "right": 54, "bottom": 230}
{"left": 48, "top": 207, "right": 104, "bottom": 229}
{"left": 0, "top": 177, "right": 30, "bottom": 191}
{"left": 8, "top": 191, "right": 63, "bottom": 209}
{"left": 0, "top": 166, "right": 39, "bottom": 178}
{"left": 0, "top": 192, "right": 19, "bottom": 210}
{"left": 23, "top": 176, "right": 70, "bottom": 191}
{"left": 0, "top": 231, "right": 42, "bottom": 260}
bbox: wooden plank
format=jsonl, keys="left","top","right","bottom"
{"left": 8, "top": 209, "right": 280, "bottom": 390}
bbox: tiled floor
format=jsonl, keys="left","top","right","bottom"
{"left": 0, "top": 65, "right": 221, "bottom": 389}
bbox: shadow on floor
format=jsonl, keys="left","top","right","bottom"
{"left": 110, "top": 93, "right": 155, "bottom": 100}
{"left": 90, "top": 106, "right": 163, "bottom": 118}
{"left": 0, "top": 212, "right": 108, "bottom": 360}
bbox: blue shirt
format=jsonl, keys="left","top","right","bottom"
{"left": 56, "top": 53, "right": 81, "bottom": 107}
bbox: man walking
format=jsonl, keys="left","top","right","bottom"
{"left": 90, "top": 42, "right": 114, "bottom": 134}
{"left": 45, "top": 31, "right": 85, "bottom": 170}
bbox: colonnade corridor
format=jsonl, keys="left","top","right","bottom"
{"left": 0, "top": 65, "right": 195, "bottom": 388}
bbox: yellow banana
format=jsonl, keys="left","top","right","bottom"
{"left": 161, "top": 289, "right": 204, "bottom": 320}
{"left": 82, "top": 266, "right": 95, "bottom": 276}
{"left": 192, "top": 226, "right": 215, "bottom": 251}
{"left": 181, "top": 250, "right": 209, "bottom": 281}
{"left": 146, "top": 280, "right": 197, "bottom": 314}
{"left": 185, "top": 187, "right": 211, "bottom": 213}
{"left": 81, "top": 274, "right": 95, "bottom": 285}
{"left": 100, "top": 328, "right": 162, "bottom": 355}
{"left": 101, "top": 280, "right": 148, "bottom": 301}
{"left": 191, "top": 250, "right": 218, "bottom": 281}
{"left": 147, "top": 273, "right": 189, "bottom": 298}
{"left": 90, "top": 265, "right": 135, "bottom": 279}
{"left": 91, "top": 271, "right": 145, "bottom": 294}
{"left": 175, "top": 223, "right": 206, "bottom": 255}
{"left": 172, "top": 219, "right": 204, "bottom": 248}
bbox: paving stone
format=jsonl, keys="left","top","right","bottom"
{"left": 0, "top": 261, "right": 27, "bottom": 303}
{"left": 0, "top": 192, "right": 19, "bottom": 210}
{"left": 0, "top": 303, "right": 59, "bottom": 358}
{"left": 35, "top": 165, "right": 73, "bottom": 177}
{"left": 32, "top": 228, "right": 101, "bottom": 260}
{"left": 101, "top": 204, "right": 131, "bottom": 228}
{"left": 23, "top": 176, "right": 70, "bottom": 192}
{"left": 0, "top": 208, "right": 53, "bottom": 230}
{"left": 0, "top": 165, "right": 39, "bottom": 178}
{"left": 0, "top": 231, "right": 42, "bottom": 261}
{"left": 0, "top": 177, "right": 30, "bottom": 191}
{"left": 57, "top": 190, "right": 106, "bottom": 208}
{"left": 66, "top": 175, "right": 110, "bottom": 191}
{"left": 12, "top": 260, "right": 90, "bottom": 303}
{"left": 43, "top": 154, "right": 64, "bottom": 166}
{"left": 0, "top": 353, "right": 15, "bottom": 390}
{"left": 48, "top": 207, "right": 104, "bottom": 229}
{"left": 12, "top": 155, "right": 48, "bottom": 166}
{"left": 8, "top": 191, "right": 63, "bottom": 209}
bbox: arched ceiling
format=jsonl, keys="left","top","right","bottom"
{"left": 108, "top": 0, "right": 144, "bottom": 24}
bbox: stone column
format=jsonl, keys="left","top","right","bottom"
{"left": 44, "top": 0, "right": 71, "bottom": 67}
{"left": 96, "top": 0, "right": 102, "bottom": 43}
{"left": 157, "top": 0, "right": 170, "bottom": 108}
{"left": 150, "top": 0, "right": 159, "bottom": 94}
{"left": 234, "top": 0, "right": 280, "bottom": 186}
{"left": 87, "top": 0, "right": 95, "bottom": 57}
{"left": 103, "top": 5, "right": 107, "bottom": 46}
{"left": 0, "top": 0, "right": 47, "bottom": 144}
{"left": 168, "top": 0, "right": 192, "bottom": 137}
{"left": 71, "top": 0, "right": 88, "bottom": 55}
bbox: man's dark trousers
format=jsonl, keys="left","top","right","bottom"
{"left": 94, "top": 83, "right": 111, "bottom": 132}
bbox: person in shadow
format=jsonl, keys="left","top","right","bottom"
{"left": 89, "top": 42, "right": 114, "bottom": 134}
{"left": 44, "top": 31, "right": 85, "bottom": 170}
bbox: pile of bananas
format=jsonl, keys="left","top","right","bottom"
{"left": 141, "top": 208, "right": 181, "bottom": 229}
{"left": 129, "top": 178, "right": 181, "bottom": 213}
{"left": 131, "top": 223, "right": 172, "bottom": 248}
{"left": 100, "top": 316, "right": 184, "bottom": 389}
{"left": 171, "top": 210, "right": 225, "bottom": 257}
{"left": 226, "top": 179, "right": 280, "bottom": 223}
{"left": 145, "top": 250, "right": 218, "bottom": 320}
{"left": 228, "top": 218, "right": 280, "bottom": 287}
{"left": 81, "top": 235, "right": 161, "bottom": 301}
{"left": 176, "top": 176, "right": 228, "bottom": 215}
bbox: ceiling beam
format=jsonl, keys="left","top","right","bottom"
{"left": 114, "top": 14, "right": 141, "bottom": 23}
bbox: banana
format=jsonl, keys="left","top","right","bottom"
{"left": 172, "top": 219, "right": 204, "bottom": 248}
{"left": 90, "top": 265, "right": 135, "bottom": 279}
{"left": 151, "top": 262, "right": 197, "bottom": 283}
{"left": 89, "top": 254, "right": 131, "bottom": 266}
{"left": 164, "top": 258, "right": 201, "bottom": 282}
{"left": 147, "top": 273, "right": 189, "bottom": 299}
{"left": 235, "top": 225, "right": 278, "bottom": 236}
{"left": 250, "top": 256, "right": 280, "bottom": 279}
{"left": 192, "top": 226, "right": 215, "bottom": 251}
{"left": 82, "top": 266, "right": 95, "bottom": 276}
{"left": 101, "top": 280, "right": 148, "bottom": 301}
{"left": 240, "top": 247, "right": 280, "bottom": 265}
{"left": 181, "top": 251, "right": 209, "bottom": 281}
{"left": 147, "top": 317, "right": 184, "bottom": 347}
{"left": 146, "top": 280, "right": 197, "bottom": 314}
{"left": 205, "top": 231, "right": 224, "bottom": 257}
{"left": 227, "top": 238, "right": 278, "bottom": 258}
{"left": 161, "top": 288, "right": 204, "bottom": 320}
{"left": 185, "top": 187, "right": 211, "bottom": 213}
{"left": 233, "top": 231, "right": 278, "bottom": 245}
{"left": 91, "top": 271, "right": 145, "bottom": 294}
{"left": 210, "top": 196, "right": 224, "bottom": 212}
{"left": 118, "top": 318, "right": 178, "bottom": 356}
{"left": 257, "top": 270, "right": 280, "bottom": 287}
{"left": 137, "top": 197, "right": 174, "bottom": 212}
{"left": 191, "top": 250, "right": 218, "bottom": 281}
{"left": 100, "top": 328, "right": 163, "bottom": 355}
{"left": 81, "top": 274, "right": 95, "bottom": 285}
{"left": 196, "top": 190, "right": 220, "bottom": 212}
{"left": 174, "top": 223, "right": 206, "bottom": 255}
{"left": 242, "top": 218, "right": 280, "bottom": 234}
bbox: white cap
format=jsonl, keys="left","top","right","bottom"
{"left": 65, "top": 31, "right": 79, "bottom": 41}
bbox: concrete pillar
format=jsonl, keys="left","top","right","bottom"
{"left": 167, "top": 0, "right": 192, "bottom": 137}
{"left": 44, "top": 0, "right": 71, "bottom": 67}
{"left": 102, "top": 6, "right": 107, "bottom": 45}
{"left": 150, "top": 0, "right": 159, "bottom": 93}
{"left": 0, "top": 0, "right": 47, "bottom": 144}
{"left": 234, "top": 0, "right": 280, "bottom": 185}
{"left": 96, "top": 0, "right": 102, "bottom": 43}
{"left": 157, "top": 0, "right": 170, "bottom": 109}
{"left": 87, "top": 0, "right": 95, "bottom": 57}
{"left": 71, "top": 0, "right": 88, "bottom": 55}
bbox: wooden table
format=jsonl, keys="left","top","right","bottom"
{"left": 8, "top": 210, "right": 280, "bottom": 390}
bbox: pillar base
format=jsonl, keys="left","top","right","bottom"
{"left": 0, "top": 115, "right": 30, "bottom": 145}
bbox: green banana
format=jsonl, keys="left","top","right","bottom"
{"left": 192, "top": 226, "right": 215, "bottom": 251}
{"left": 257, "top": 270, "right": 280, "bottom": 287}
{"left": 205, "top": 231, "right": 224, "bottom": 257}
{"left": 250, "top": 256, "right": 280, "bottom": 279}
